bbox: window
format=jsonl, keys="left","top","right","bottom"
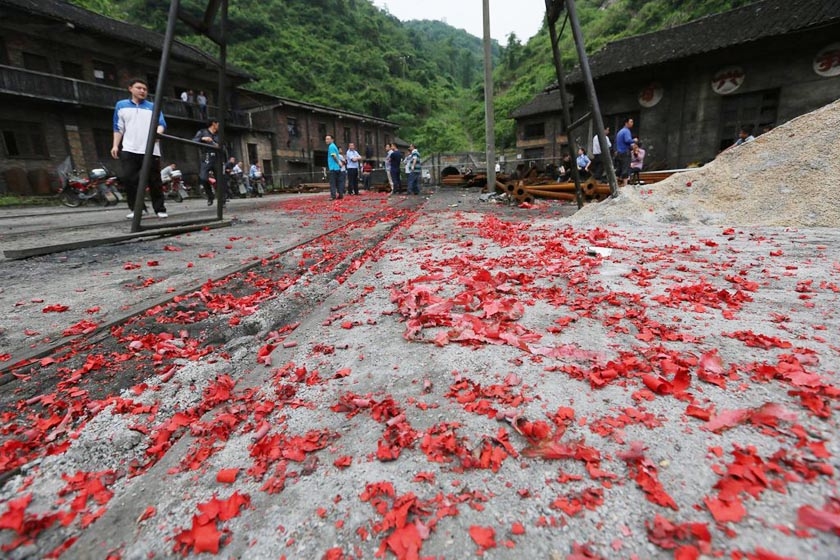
{"left": 261, "top": 159, "right": 272, "bottom": 182}
{"left": 343, "top": 127, "right": 351, "bottom": 145}
{"left": 61, "top": 61, "right": 84, "bottom": 80}
{"left": 93, "top": 60, "right": 117, "bottom": 85}
{"left": 287, "top": 117, "right": 299, "bottom": 137}
{"left": 523, "top": 122, "right": 545, "bottom": 140}
{"left": 0, "top": 40, "right": 9, "bottom": 65}
{"left": 22, "top": 52, "right": 50, "bottom": 73}
{"left": 364, "top": 130, "right": 372, "bottom": 147}
{"left": 523, "top": 147, "right": 544, "bottom": 163}
{"left": 1, "top": 120, "right": 49, "bottom": 158}
{"left": 318, "top": 122, "right": 327, "bottom": 139}
{"left": 718, "top": 89, "right": 778, "bottom": 151}
{"left": 248, "top": 143, "right": 258, "bottom": 165}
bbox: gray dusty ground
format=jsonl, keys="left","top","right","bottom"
{"left": 0, "top": 188, "right": 838, "bottom": 559}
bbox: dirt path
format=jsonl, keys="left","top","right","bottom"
{"left": 0, "top": 185, "right": 837, "bottom": 559}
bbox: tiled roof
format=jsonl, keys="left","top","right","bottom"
{"left": 567, "top": 0, "right": 840, "bottom": 82}
{"left": 515, "top": 0, "right": 840, "bottom": 118}
{"left": 0, "top": 0, "right": 252, "bottom": 80}
{"left": 510, "top": 88, "right": 565, "bottom": 119}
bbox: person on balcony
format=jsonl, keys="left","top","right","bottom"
{"left": 197, "top": 90, "right": 208, "bottom": 121}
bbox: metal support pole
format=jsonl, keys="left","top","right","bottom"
{"left": 545, "top": 3, "right": 584, "bottom": 209}
{"left": 565, "top": 0, "right": 619, "bottom": 197}
{"left": 482, "top": 0, "right": 495, "bottom": 192}
{"left": 215, "top": 0, "right": 229, "bottom": 220}
{"left": 131, "top": 0, "right": 180, "bottom": 232}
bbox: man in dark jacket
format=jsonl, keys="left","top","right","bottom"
{"left": 388, "top": 143, "right": 403, "bottom": 194}
{"left": 193, "top": 120, "right": 220, "bottom": 205}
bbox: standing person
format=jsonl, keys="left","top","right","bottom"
{"left": 576, "top": 147, "right": 591, "bottom": 179}
{"left": 615, "top": 117, "right": 634, "bottom": 186}
{"left": 223, "top": 156, "right": 239, "bottom": 199}
{"left": 384, "top": 143, "right": 394, "bottom": 193}
{"left": 249, "top": 161, "right": 260, "bottom": 193}
{"left": 249, "top": 162, "right": 264, "bottom": 197}
{"left": 591, "top": 126, "right": 611, "bottom": 181}
{"left": 180, "top": 90, "right": 192, "bottom": 118}
{"left": 388, "top": 143, "right": 403, "bottom": 195}
{"left": 345, "top": 142, "right": 361, "bottom": 195}
{"left": 196, "top": 90, "right": 208, "bottom": 121}
{"left": 111, "top": 77, "right": 168, "bottom": 219}
{"left": 186, "top": 89, "right": 196, "bottom": 118}
{"left": 326, "top": 135, "right": 343, "bottom": 200}
{"left": 407, "top": 143, "right": 421, "bottom": 195}
{"left": 361, "top": 160, "right": 372, "bottom": 191}
{"left": 232, "top": 160, "right": 245, "bottom": 196}
{"left": 193, "top": 119, "right": 220, "bottom": 205}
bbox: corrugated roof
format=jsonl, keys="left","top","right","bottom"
{"left": 567, "top": 0, "right": 840, "bottom": 82}
{"left": 0, "top": 0, "right": 252, "bottom": 80}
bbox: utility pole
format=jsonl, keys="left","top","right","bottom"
{"left": 482, "top": 0, "right": 495, "bottom": 192}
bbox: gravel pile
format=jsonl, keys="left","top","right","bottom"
{"left": 571, "top": 99, "right": 840, "bottom": 228}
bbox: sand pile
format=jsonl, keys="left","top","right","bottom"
{"left": 570, "top": 98, "right": 840, "bottom": 227}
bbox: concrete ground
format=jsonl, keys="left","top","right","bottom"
{"left": 0, "top": 188, "right": 838, "bottom": 559}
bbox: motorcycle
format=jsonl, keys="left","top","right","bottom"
{"left": 161, "top": 167, "right": 189, "bottom": 202}
{"left": 56, "top": 159, "right": 122, "bottom": 208}
{"left": 249, "top": 171, "right": 266, "bottom": 197}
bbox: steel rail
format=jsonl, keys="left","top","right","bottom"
{"left": 0, "top": 202, "right": 418, "bottom": 380}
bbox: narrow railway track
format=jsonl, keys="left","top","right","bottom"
{"left": 0, "top": 199, "right": 420, "bottom": 487}
{"left": 0, "top": 197, "right": 266, "bottom": 241}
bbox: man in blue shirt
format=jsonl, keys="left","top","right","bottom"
{"left": 615, "top": 117, "right": 634, "bottom": 187}
{"left": 326, "top": 135, "right": 344, "bottom": 200}
{"left": 111, "top": 78, "right": 168, "bottom": 218}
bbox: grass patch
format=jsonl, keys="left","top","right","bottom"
{"left": 0, "top": 195, "right": 58, "bottom": 208}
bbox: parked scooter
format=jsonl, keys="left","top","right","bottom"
{"left": 56, "top": 158, "right": 122, "bottom": 207}
{"left": 249, "top": 170, "right": 266, "bottom": 197}
{"left": 160, "top": 164, "right": 189, "bottom": 202}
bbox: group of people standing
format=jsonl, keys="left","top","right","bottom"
{"left": 180, "top": 89, "right": 208, "bottom": 121}
{"left": 111, "top": 79, "right": 423, "bottom": 218}
{"left": 589, "top": 117, "right": 645, "bottom": 186}
{"left": 325, "top": 135, "right": 361, "bottom": 199}
{"left": 325, "top": 137, "right": 421, "bottom": 200}
{"left": 385, "top": 142, "right": 421, "bottom": 196}
{"left": 192, "top": 120, "right": 264, "bottom": 205}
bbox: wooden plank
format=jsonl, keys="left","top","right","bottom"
{"left": 3, "top": 219, "right": 232, "bottom": 260}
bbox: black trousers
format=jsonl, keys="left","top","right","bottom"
{"left": 591, "top": 154, "right": 604, "bottom": 181}
{"left": 120, "top": 151, "right": 165, "bottom": 213}
{"left": 347, "top": 168, "right": 359, "bottom": 194}
{"left": 199, "top": 160, "right": 216, "bottom": 202}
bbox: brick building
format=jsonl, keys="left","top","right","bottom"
{"left": 512, "top": 0, "right": 840, "bottom": 170}
{"left": 0, "top": 0, "right": 398, "bottom": 194}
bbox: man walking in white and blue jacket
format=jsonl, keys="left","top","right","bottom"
{"left": 111, "top": 78, "right": 168, "bottom": 218}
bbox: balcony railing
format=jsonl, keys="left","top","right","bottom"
{"left": 0, "top": 64, "right": 250, "bottom": 127}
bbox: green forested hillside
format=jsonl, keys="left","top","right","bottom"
{"left": 72, "top": 0, "right": 758, "bottom": 151}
